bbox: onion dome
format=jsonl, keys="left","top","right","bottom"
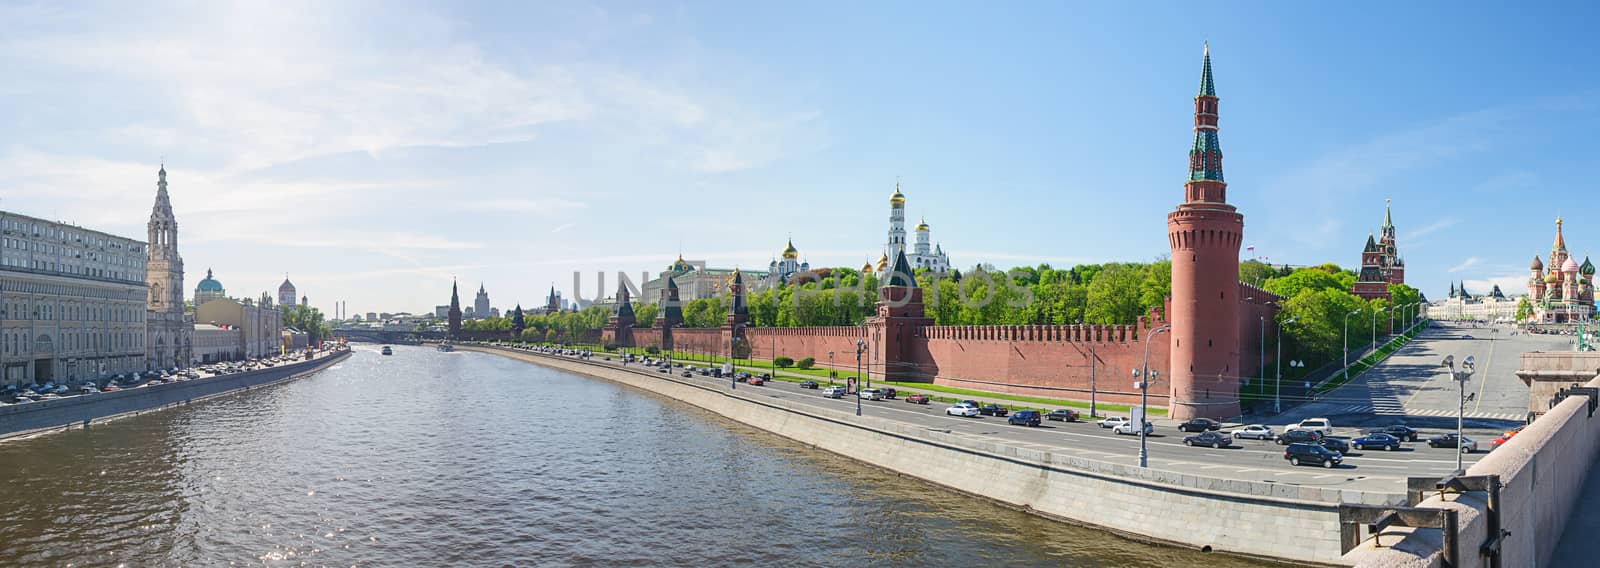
{"left": 916, "top": 217, "right": 930, "bottom": 232}
{"left": 1531, "top": 255, "right": 1544, "bottom": 271}
{"left": 669, "top": 254, "right": 695, "bottom": 273}
{"left": 781, "top": 239, "right": 799, "bottom": 259}
{"left": 875, "top": 252, "right": 889, "bottom": 272}
{"left": 1545, "top": 272, "right": 1560, "bottom": 284}
{"left": 196, "top": 269, "right": 224, "bottom": 293}
{"left": 1563, "top": 256, "right": 1580, "bottom": 274}
{"left": 861, "top": 261, "right": 873, "bottom": 273}
{"left": 1583, "top": 256, "right": 1596, "bottom": 276}
{"left": 890, "top": 181, "right": 905, "bottom": 206}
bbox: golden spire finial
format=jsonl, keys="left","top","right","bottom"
{"left": 1204, "top": 41, "right": 1209, "bottom": 56}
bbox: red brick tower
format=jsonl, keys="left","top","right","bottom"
{"left": 1167, "top": 44, "right": 1244, "bottom": 420}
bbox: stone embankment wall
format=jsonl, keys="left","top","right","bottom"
{"left": 468, "top": 344, "right": 1401, "bottom": 564}
{"left": 1345, "top": 354, "right": 1600, "bottom": 567}
{"left": 0, "top": 350, "right": 351, "bottom": 441}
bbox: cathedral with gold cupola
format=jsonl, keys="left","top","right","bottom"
{"left": 768, "top": 238, "right": 810, "bottom": 285}
{"left": 878, "top": 182, "right": 951, "bottom": 278}
{"left": 1526, "top": 217, "right": 1595, "bottom": 323}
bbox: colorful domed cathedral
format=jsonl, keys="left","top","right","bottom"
{"left": 768, "top": 238, "right": 809, "bottom": 284}
{"left": 878, "top": 182, "right": 951, "bottom": 279}
{"left": 1526, "top": 217, "right": 1595, "bottom": 323}
{"left": 1351, "top": 200, "right": 1406, "bottom": 300}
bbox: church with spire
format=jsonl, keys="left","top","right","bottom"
{"left": 146, "top": 164, "right": 194, "bottom": 370}
{"left": 876, "top": 182, "right": 951, "bottom": 278}
{"left": 1526, "top": 217, "right": 1595, "bottom": 323}
{"left": 1351, "top": 200, "right": 1406, "bottom": 301}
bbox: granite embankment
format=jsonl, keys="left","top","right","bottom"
{"left": 0, "top": 349, "right": 351, "bottom": 441}
{"left": 467, "top": 344, "right": 1404, "bottom": 565}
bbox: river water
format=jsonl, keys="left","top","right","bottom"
{"left": 0, "top": 345, "right": 1271, "bottom": 567}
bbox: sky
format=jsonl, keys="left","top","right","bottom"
{"left": 2, "top": 1, "right": 1599, "bottom": 316}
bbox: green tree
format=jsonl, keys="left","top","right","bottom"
{"left": 1516, "top": 297, "right": 1532, "bottom": 321}
{"left": 1085, "top": 263, "right": 1146, "bottom": 324}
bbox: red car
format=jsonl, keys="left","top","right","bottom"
{"left": 747, "top": 377, "right": 765, "bottom": 386}
{"left": 905, "top": 394, "right": 930, "bottom": 405}
{"left": 1491, "top": 425, "right": 1526, "bottom": 451}
{"left": 102, "top": 385, "right": 121, "bottom": 392}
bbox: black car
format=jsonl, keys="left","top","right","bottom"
{"left": 1045, "top": 409, "right": 1080, "bottom": 422}
{"left": 1178, "top": 418, "right": 1222, "bottom": 432}
{"left": 882, "top": 388, "right": 897, "bottom": 400}
{"left": 1427, "top": 433, "right": 1478, "bottom": 453}
{"left": 1007, "top": 410, "right": 1042, "bottom": 427}
{"left": 799, "top": 381, "right": 820, "bottom": 389}
{"left": 657, "top": 366, "right": 669, "bottom": 373}
{"left": 959, "top": 400, "right": 980, "bottom": 408}
{"left": 978, "top": 404, "right": 1009, "bottom": 417}
{"left": 1183, "top": 431, "right": 1232, "bottom": 449}
{"left": 710, "top": 369, "right": 723, "bottom": 378}
{"left": 1352, "top": 433, "right": 1403, "bottom": 451}
{"left": 1366, "top": 425, "right": 1420, "bottom": 442}
{"left": 1284, "top": 442, "right": 1342, "bottom": 468}
{"left": 1319, "top": 437, "right": 1350, "bottom": 454}
{"left": 1275, "top": 429, "right": 1323, "bottom": 445}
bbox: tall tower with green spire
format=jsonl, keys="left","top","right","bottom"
{"left": 1167, "top": 43, "right": 1246, "bottom": 420}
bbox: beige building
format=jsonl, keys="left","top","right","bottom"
{"left": 196, "top": 297, "right": 283, "bottom": 359}
{"left": 193, "top": 323, "right": 243, "bottom": 363}
{"left": 145, "top": 166, "right": 193, "bottom": 370}
{"left": 0, "top": 212, "right": 150, "bottom": 386}
{"left": 282, "top": 327, "right": 309, "bottom": 351}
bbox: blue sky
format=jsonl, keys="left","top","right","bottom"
{"left": 2, "top": 1, "right": 1597, "bottom": 315}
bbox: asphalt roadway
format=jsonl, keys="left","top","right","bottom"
{"left": 1273, "top": 322, "right": 1570, "bottom": 433}
{"left": 512, "top": 347, "right": 1497, "bottom": 495}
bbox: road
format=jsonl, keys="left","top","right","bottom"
{"left": 509, "top": 346, "right": 1499, "bottom": 495}
{"left": 1272, "top": 322, "right": 1569, "bottom": 432}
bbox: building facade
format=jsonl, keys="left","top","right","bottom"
{"left": 767, "top": 240, "right": 810, "bottom": 285}
{"left": 145, "top": 166, "right": 193, "bottom": 371}
{"left": 639, "top": 256, "right": 770, "bottom": 304}
{"left": 1427, "top": 283, "right": 1519, "bottom": 322}
{"left": 473, "top": 283, "right": 491, "bottom": 319}
{"left": 193, "top": 323, "right": 243, "bottom": 363}
{"left": 195, "top": 297, "right": 283, "bottom": 358}
{"left": 1526, "top": 218, "right": 1594, "bottom": 323}
{"left": 1352, "top": 200, "right": 1406, "bottom": 301}
{"left": 0, "top": 212, "right": 150, "bottom": 386}
{"left": 278, "top": 277, "right": 297, "bottom": 307}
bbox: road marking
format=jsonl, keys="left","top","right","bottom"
{"left": 1474, "top": 336, "right": 1496, "bottom": 413}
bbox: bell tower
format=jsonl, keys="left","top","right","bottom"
{"left": 1167, "top": 44, "right": 1245, "bottom": 420}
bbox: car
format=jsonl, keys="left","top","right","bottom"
{"left": 946, "top": 403, "right": 980, "bottom": 417}
{"left": 1045, "top": 409, "right": 1079, "bottom": 422}
{"left": 734, "top": 372, "right": 750, "bottom": 383}
{"left": 1287, "top": 418, "right": 1334, "bottom": 437}
{"left": 958, "top": 400, "right": 980, "bottom": 408}
{"left": 1365, "top": 425, "right": 1420, "bottom": 442}
{"left": 1008, "top": 410, "right": 1042, "bottom": 427}
{"left": 681, "top": 370, "right": 692, "bottom": 377}
{"left": 978, "top": 404, "right": 1009, "bottom": 417}
{"left": 1319, "top": 437, "right": 1351, "bottom": 454}
{"left": 1284, "top": 442, "right": 1343, "bottom": 468}
{"left": 1428, "top": 433, "right": 1478, "bottom": 453}
{"left": 881, "top": 388, "right": 898, "bottom": 400}
{"left": 657, "top": 366, "right": 669, "bottom": 373}
{"left": 1184, "top": 431, "right": 1232, "bottom": 449}
{"left": 1113, "top": 420, "right": 1153, "bottom": 436}
{"left": 1098, "top": 416, "right": 1129, "bottom": 429}
{"left": 799, "top": 381, "right": 820, "bottom": 389}
{"left": 821, "top": 386, "right": 846, "bottom": 399}
{"left": 1490, "top": 426, "right": 1525, "bottom": 451}
{"left": 748, "top": 377, "right": 765, "bottom": 386}
{"left": 1230, "top": 424, "right": 1275, "bottom": 440}
{"left": 79, "top": 385, "right": 100, "bottom": 394}
{"left": 1178, "top": 418, "right": 1222, "bottom": 432}
{"left": 1275, "top": 429, "right": 1323, "bottom": 445}
{"left": 905, "top": 394, "right": 931, "bottom": 405}
{"left": 858, "top": 388, "right": 885, "bottom": 400}
{"left": 1352, "top": 433, "right": 1403, "bottom": 451}
{"left": 101, "top": 385, "right": 121, "bottom": 392}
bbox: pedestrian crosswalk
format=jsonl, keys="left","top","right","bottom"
{"left": 1321, "top": 403, "right": 1523, "bottom": 422}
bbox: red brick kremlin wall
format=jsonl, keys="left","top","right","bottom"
{"left": 909, "top": 321, "right": 1172, "bottom": 406}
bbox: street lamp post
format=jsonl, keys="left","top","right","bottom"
{"left": 1259, "top": 315, "right": 1266, "bottom": 393}
{"left": 1089, "top": 343, "right": 1098, "bottom": 418}
{"left": 1441, "top": 355, "right": 1477, "bottom": 475}
{"left": 1275, "top": 316, "right": 1297, "bottom": 414}
{"left": 855, "top": 339, "right": 866, "bottom": 417}
{"left": 1344, "top": 310, "right": 1361, "bottom": 383}
{"left": 1132, "top": 324, "right": 1171, "bottom": 468}
{"left": 828, "top": 351, "right": 835, "bottom": 385}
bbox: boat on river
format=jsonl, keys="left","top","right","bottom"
{"left": 437, "top": 343, "right": 454, "bottom": 352}
{"left": 381, "top": 346, "right": 393, "bottom": 355}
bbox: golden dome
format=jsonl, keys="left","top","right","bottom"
{"left": 890, "top": 181, "right": 905, "bottom": 205}
{"left": 861, "top": 262, "right": 873, "bottom": 273}
{"left": 1544, "top": 272, "right": 1560, "bottom": 284}
{"left": 915, "top": 217, "right": 930, "bottom": 232}
{"left": 876, "top": 252, "right": 889, "bottom": 271}
{"left": 781, "top": 239, "right": 799, "bottom": 259}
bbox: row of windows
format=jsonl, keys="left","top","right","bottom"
{"left": 0, "top": 329, "right": 143, "bottom": 355}
{"left": 1, "top": 219, "right": 143, "bottom": 253}
{"left": 2, "top": 300, "right": 143, "bottom": 323}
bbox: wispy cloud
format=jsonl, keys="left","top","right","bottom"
{"left": 551, "top": 222, "right": 577, "bottom": 233}
{"left": 1402, "top": 218, "right": 1459, "bottom": 241}
{"left": 1448, "top": 257, "right": 1482, "bottom": 273}
{"left": 1464, "top": 274, "right": 1527, "bottom": 297}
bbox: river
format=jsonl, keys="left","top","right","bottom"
{"left": 0, "top": 345, "right": 1271, "bottom": 566}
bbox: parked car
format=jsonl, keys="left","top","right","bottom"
{"left": 682, "top": 370, "right": 693, "bottom": 378}
{"left": 1008, "top": 410, "right": 1042, "bottom": 427}
{"left": 1113, "top": 420, "right": 1153, "bottom": 436}
{"left": 1365, "top": 425, "right": 1420, "bottom": 442}
{"left": 959, "top": 400, "right": 980, "bottom": 408}
{"left": 1276, "top": 429, "right": 1324, "bottom": 445}
{"left": 1284, "top": 442, "right": 1343, "bottom": 468}
{"left": 858, "top": 388, "right": 885, "bottom": 401}
{"left": 821, "top": 386, "right": 846, "bottom": 399}
{"left": 946, "top": 403, "right": 980, "bottom": 417}
{"left": 905, "top": 394, "right": 931, "bottom": 405}
{"left": 1287, "top": 418, "right": 1334, "bottom": 437}
{"left": 978, "top": 404, "right": 1009, "bottom": 417}
{"left": 657, "top": 366, "right": 670, "bottom": 373}
{"left": 1178, "top": 418, "right": 1222, "bottom": 432}
{"left": 101, "top": 385, "right": 121, "bottom": 392}
{"left": 1352, "top": 433, "right": 1403, "bottom": 451}
{"left": 1319, "top": 437, "right": 1351, "bottom": 454}
{"left": 747, "top": 377, "right": 765, "bottom": 386}
{"left": 881, "top": 388, "right": 897, "bottom": 399}
{"left": 1184, "top": 431, "right": 1232, "bottom": 449}
{"left": 1098, "top": 416, "right": 1129, "bottom": 429}
{"left": 1428, "top": 433, "right": 1478, "bottom": 453}
{"left": 799, "top": 381, "right": 820, "bottom": 389}
{"left": 1045, "top": 409, "right": 1079, "bottom": 422}
{"left": 1230, "top": 424, "right": 1275, "bottom": 440}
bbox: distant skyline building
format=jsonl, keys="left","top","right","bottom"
{"left": 767, "top": 239, "right": 810, "bottom": 285}
{"left": 278, "top": 276, "right": 297, "bottom": 307}
{"left": 640, "top": 255, "right": 770, "bottom": 304}
{"left": 473, "top": 283, "right": 491, "bottom": 320}
{"left": 1352, "top": 200, "right": 1405, "bottom": 301}
{"left": 879, "top": 182, "right": 951, "bottom": 277}
{"left": 1526, "top": 218, "right": 1594, "bottom": 323}
{"left": 194, "top": 268, "right": 226, "bottom": 306}
{"left": 1428, "top": 281, "right": 1518, "bottom": 321}
{"left": 146, "top": 165, "right": 193, "bottom": 370}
